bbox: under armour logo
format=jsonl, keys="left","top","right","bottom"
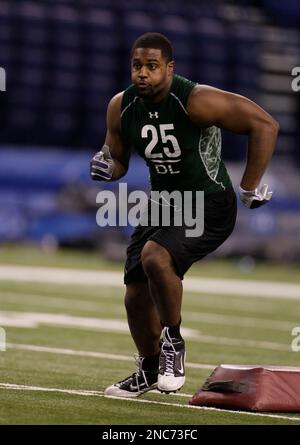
{"left": 149, "top": 112, "right": 159, "bottom": 119}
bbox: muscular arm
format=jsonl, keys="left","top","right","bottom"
{"left": 187, "top": 85, "right": 279, "bottom": 190}
{"left": 103, "top": 92, "right": 131, "bottom": 180}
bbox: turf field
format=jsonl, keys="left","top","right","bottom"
{"left": 1, "top": 245, "right": 300, "bottom": 425}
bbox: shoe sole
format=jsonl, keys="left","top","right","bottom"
{"left": 157, "top": 374, "right": 185, "bottom": 394}
{"left": 158, "top": 387, "right": 183, "bottom": 395}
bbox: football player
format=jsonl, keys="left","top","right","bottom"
{"left": 91, "top": 33, "right": 278, "bottom": 397}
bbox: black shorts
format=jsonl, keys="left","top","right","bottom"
{"left": 124, "top": 187, "right": 237, "bottom": 284}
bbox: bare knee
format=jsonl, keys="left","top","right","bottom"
{"left": 141, "top": 241, "right": 172, "bottom": 280}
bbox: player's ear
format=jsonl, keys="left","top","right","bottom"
{"left": 167, "top": 60, "right": 175, "bottom": 75}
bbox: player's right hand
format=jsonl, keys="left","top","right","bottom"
{"left": 90, "top": 145, "right": 114, "bottom": 181}
{"left": 239, "top": 184, "right": 273, "bottom": 209}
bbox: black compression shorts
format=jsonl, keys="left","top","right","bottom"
{"left": 124, "top": 187, "right": 237, "bottom": 284}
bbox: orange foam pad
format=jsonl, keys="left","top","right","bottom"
{"left": 190, "top": 365, "right": 300, "bottom": 412}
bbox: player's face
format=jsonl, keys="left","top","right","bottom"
{"left": 131, "top": 48, "right": 174, "bottom": 100}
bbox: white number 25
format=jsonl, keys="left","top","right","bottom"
{"left": 142, "top": 124, "right": 181, "bottom": 159}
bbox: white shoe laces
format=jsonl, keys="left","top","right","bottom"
{"left": 161, "top": 329, "right": 176, "bottom": 376}
{"left": 162, "top": 343, "right": 176, "bottom": 375}
{"left": 133, "top": 353, "right": 148, "bottom": 389}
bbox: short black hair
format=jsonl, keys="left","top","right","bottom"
{"left": 131, "top": 32, "right": 173, "bottom": 62}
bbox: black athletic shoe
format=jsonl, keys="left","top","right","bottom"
{"left": 104, "top": 354, "right": 158, "bottom": 398}
{"left": 158, "top": 327, "right": 186, "bottom": 393}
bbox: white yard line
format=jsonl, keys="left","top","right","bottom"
{"left": 0, "top": 311, "right": 292, "bottom": 351}
{"left": 0, "top": 311, "right": 199, "bottom": 338}
{"left": 104, "top": 394, "right": 300, "bottom": 422}
{"left": 185, "top": 297, "right": 285, "bottom": 315}
{"left": 0, "top": 291, "right": 294, "bottom": 331}
{"left": 0, "top": 312, "right": 291, "bottom": 351}
{"left": 1, "top": 382, "right": 300, "bottom": 422}
{"left": 0, "top": 383, "right": 103, "bottom": 397}
{"left": 6, "top": 342, "right": 216, "bottom": 370}
{"left": 184, "top": 277, "right": 300, "bottom": 299}
{"left": 0, "top": 291, "right": 115, "bottom": 312}
{"left": 0, "top": 289, "right": 281, "bottom": 316}
{"left": 0, "top": 265, "right": 300, "bottom": 299}
{"left": 183, "top": 311, "right": 293, "bottom": 331}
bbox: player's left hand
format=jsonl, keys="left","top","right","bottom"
{"left": 239, "top": 184, "right": 273, "bottom": 209}
{"left": 90, "top": 145, "right": 114, "bottom": 181}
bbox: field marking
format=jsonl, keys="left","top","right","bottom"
{"left": 184, "top": 296, "right": 282, "bottom": 315}
{"left": 6, "top": 343, "right": 216, "bottom": 370}
{"left": 1, "top": 265, "right": 300, "bottom": 299}
{"left": 0, "top": 311, "right": 198, "bottom": 338}
{"left": 0, "top": 291, "right": 120, "bottom": 312}
{"left": 1, "top": 311, "right": 292, "bottom": 352}
{"left": 104, "top": 394, "right": 300, "bottom": 422}
{"left": 1, "top": 311, "right": 292, "bottom": 351}
{"left": 183, "top": 311, "right": 293, "bottom": 331}
{"left": 6, "top": 343, "right": 295, "bottom": 374}
{"left": 0, "top": 288, "right": 283, "bottom": 316}
{"left": 0, "top": 383, "right": 103, "bottom": 397}
{"left": 1, "top": 382, "right": 300, "bottom": 423}
{"left": 0, "top": 291, "right": 295, "bottom": 331}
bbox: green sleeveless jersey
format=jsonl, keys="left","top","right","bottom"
{"left": 120, "top": 74, "right": 232, "bottom": 194}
